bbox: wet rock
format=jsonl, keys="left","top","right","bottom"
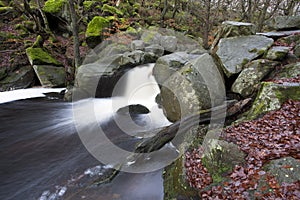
{"left": 265, "top": 46, "right": 289, "bottom": 61}
{"left": 33, "top": 65, "right": 66, "bottom": 87}
{"left": 159, "top": 53, "right": 225, "bottom": 122}
{"left": 130, "top": 40, "right": 145, "bottom": 51}
{"left": 267, "top": 16, "right": 300, "bottom": 30}
{"left": 216, "top": 35, "right": 273, "bottom": 77}
{"left": 0, "top": 66, "right": 34, "bottom": 91}
{"left": 245, "top": 82, "right": 300, "bottom": 120}
{"left": 26, "top": 47, "right": 61, "bottom": 66}
{"left": 231, "top": 59, "right": 279, "bottom": 97}
{"left": 153, "top": 52, "right": 198, "bottom": 85}
{"left": 117, "top": 104, "right": 150, "bottom": 115}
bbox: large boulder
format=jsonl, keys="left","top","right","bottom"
{"left": 153, "top": 52, "right": 198, "bottom": 85}
{"left": 245, "top": 82, "right": 300, "bottom": 120}
{"left": 33, "top": 65, "right": 66, "bottom": 87}
{"left": 267, "top": 16, "right": 300, "bottom": 30}
{"left": 26, "top": 47, "right": 61, "bottom": 66}
{"left": 0, "top": 66, "right": 34, "bottom": 91}
{"left": 231, "top": 59, "right": 279, "bottom": 97}
{"left": 159, "top": 53, "right": 225, "bottom": 122}
{"left": 216, "top": 35, "right": 274, "bottom": 77}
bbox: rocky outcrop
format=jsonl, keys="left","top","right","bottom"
{"left": 26, "top": 47, "right": 61, "bottom": 66}
{"left": 0, "top": 66, "right": 34, "bottom": 91}
{"left": 231, "top": 59, "right": 279, "bottom": 97}
{"left": 216, "top": 35, "right": 273, "bottom": 77}
{"left": 267, "top": 16, "right": 300, "bottom": 30}
{"left": 33, "top": 65, "right": 65, "bottom": 87}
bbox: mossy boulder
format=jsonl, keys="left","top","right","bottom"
{"left": 245, "top": 82, "right": 300, "bottom": 120}
{"left": 231, "top": 59, "right": 279, "bottom": 97}
{"left": 269, "top": 62, "right": 300, "bottom": 80}
{"left": 0, "top": 66, "right": 35, "bottom": 91}
{"left": 265, "top": 46, "right": 289, "bottom": 61}
{"left": 33, "top": 65, "right": 65, "bottom": 87}
{"left": 202, "top": 139, "right": 245, "bottom": 183}
{"left": 43, "top": 0, "right": 67, "bottom": 14}
{"left": 26, "top": 47, "right": 61, "bottom": 66}
{"left": 216, "top": 35, "right": 274, "bottom": 77}
{"left": 85, "top": 16, "right": 110, "bottom": 48}
{"left": 101, "top": 4, "right": 123, "bottom": 16}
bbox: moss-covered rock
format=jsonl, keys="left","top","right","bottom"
{"left": 101, "top": 4, "right": 123, "bottom": 16}
{"left": 26, "top": 47, "right": 61, "bottom": 66}
{"left": 43, "top": 0, "right": 67, "bottom": 14}
{"left": 0, "top": 66, "right": 35, "bottom": 91}
{"left": 269, "top": 62, "right": 300, "bottom": 80}
{"left": 83, "top": 0, "right": 96, "bottom": 11}
{"left": 265, "top": 46, "right": 289, "bottom": 61}
{"left": 33, "top": 65, "right": 65, "bottom": 87}
{"left": 231, "top": 59, "right": 279, "bottom": 97}
{"left": 202, "top": 139, "right": 245, "bottom": 183}
{"left": 85, "top": 16, "right": 110, "bottom": 48}
{"left": 245, "top": 82, "right": 300, "bottom": 120}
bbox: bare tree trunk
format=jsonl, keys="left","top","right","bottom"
{"left": 257, "top": 0, "right": 271, "bottom": 32}
{"left": 203, "top": 0, "right": 211, "bottom": 49}
{"left": 68, "top": 0, "right": 81, "bottom": 80}
{"left": 160, "top": 0, "right": 168, "bottom": 27}
{"left": 36, "top": 0, "right": 50, "bottom": 32}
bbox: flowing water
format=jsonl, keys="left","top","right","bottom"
{"left": 0, "top": 64, "right": 173, "bottom": 200}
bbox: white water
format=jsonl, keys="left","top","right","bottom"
{"left": 0, "top": 87, "right": 65, "bottom": 104}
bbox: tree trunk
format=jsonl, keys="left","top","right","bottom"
{"left": 68, "top": 0, "right": 81, "bottom": 81}
{"left": 160, "top": 0, "right": 168, "bottom": 27}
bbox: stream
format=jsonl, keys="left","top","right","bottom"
{"left": 0, "top": 64, "right": 174, "bottom": 200}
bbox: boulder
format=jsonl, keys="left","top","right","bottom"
{"left": 26, "top": 47, "right": 61, "bottom": 66}
{"left": 144, "top": 44, "right": 164, "bottom": 57}
{"left": 245, "top": 82, "right": 300, "bottom": 120}
{"left": 269, "top": 62, "right": 300, "bottom": 80}
{"left": 231, "top": 59, "right": 279, "bottom": 97}
{"left": 265, "top": 46, "right": 290, "bottom": 60}
{"left": 160, "top": 35, "right": 177, "bottom": 52}
{"left": 85, "top": 16, "right": 110, "bottom": 48}
{"left": 212, "top": 21, "right": 256, "bottom": 49}
{"left": 159, "top": 53, "right": 225, "bottom": 122}
{"left": 216, "top": 35, "right": 274, "bottom": 77}
{"left": 263, "top": 157, "right": 300, "bottom": 184}
{"left": 117, "top": 104, "right": 150, "bottom": 115}
{"left": 141, "top": 30, "right": 162, "bottom": 45}
{"left": 130, "top": 40, "right": 145, "bottom": 51}
{"left": 268, "top": 16, "right": 300, "bottom": 30}
{"left": 33, "top": 65, "right": 66, "bottom": 87}
{"left": 153, "top": 52, "right": 198, "bottom": 85}
{"left": 0, "top": 66, "right": 34, "bottom": 91}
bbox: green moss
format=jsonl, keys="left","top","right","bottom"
{"left": 26, "top": 47, "right": 61, "bottom": 66}
{"left": 0, "top": 0, "right": 6, "bottom": 7}
{"left": 101, "top": 4, "right": 123, "bottom": 16}
{"left": 241, "top": 58, "right": 249, "bottom": 66}
{"left": 86, "top": 16, "right": 109, "bottom": 37}
{"left": 33, "top": 35, "right": 44, "bottom": 48}
{"left": 83, "top": 0, "right": 95, "bottom": 10}
{"left": 43, "top": 0, "right": 67, "bottom": 13}
{"left": 0, "top": 6, "right": 13, "bottom": 13}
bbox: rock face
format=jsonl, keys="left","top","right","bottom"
{"left": 158, "top": 53, "right": 225, "bottom": 122}
{"left": 33, "top": 65, "right": 66, "bottom": 87}
{"left": 216, "top": 35, "right": 273, "bottom": 77}
{"left": 268, "top": 16, "right": 300, "bottom": 30}
{"left": 245, "top": 82, "right": 300, "bottom": 120}
{"left": 0, "top": 66, "right": 34, "bottom": 91}
{"left": 231, "top": 59, "right": 279, "bottom": 97}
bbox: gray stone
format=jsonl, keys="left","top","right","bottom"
{"left": 268, "top": 16, "right": 300, "bottom": 30}
{"left": 264, "top": 157, "right": 300, "bottom": 184}
{"left": 265, "top": 46, "right": 289, "bottom": 60}
{"left": 245, "top": 82, "right": 300, "bottom": 120}
{"left": 153, "top": 52, "right": 198, "bottom": 85}
{"left": 256, "top": 30, "right": 300, "bottom": 38}
{"left": 216, "top": 35, "right": 274, "bottom": 77}
{"left": 160, "top": 35, "right": 177, "bottom": 52}
{"left": 144, "top": 44, "right": 164, "bottom": 57}
{"left": 0, "top": 66, "right": 34, "bottom": 91}
{"left": 117, "top": 104, "right": 150, "bottom": 115}
{"left": 33, "top": 65, "right": 66, "bottom": 87}
{"left": 130, "top": 40, "right": 145, "bottom": 51}
{"left": 141, "top": 30, "right": 162, "bottom": 45}
{"left": 124, "top": 50, "right": 144, "bottom": 64}
{"left": 231, "top": 59, "right": 279, "bottom": 97}
{"left": 159, "top": 53, "right": 225, "bottom": 122}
